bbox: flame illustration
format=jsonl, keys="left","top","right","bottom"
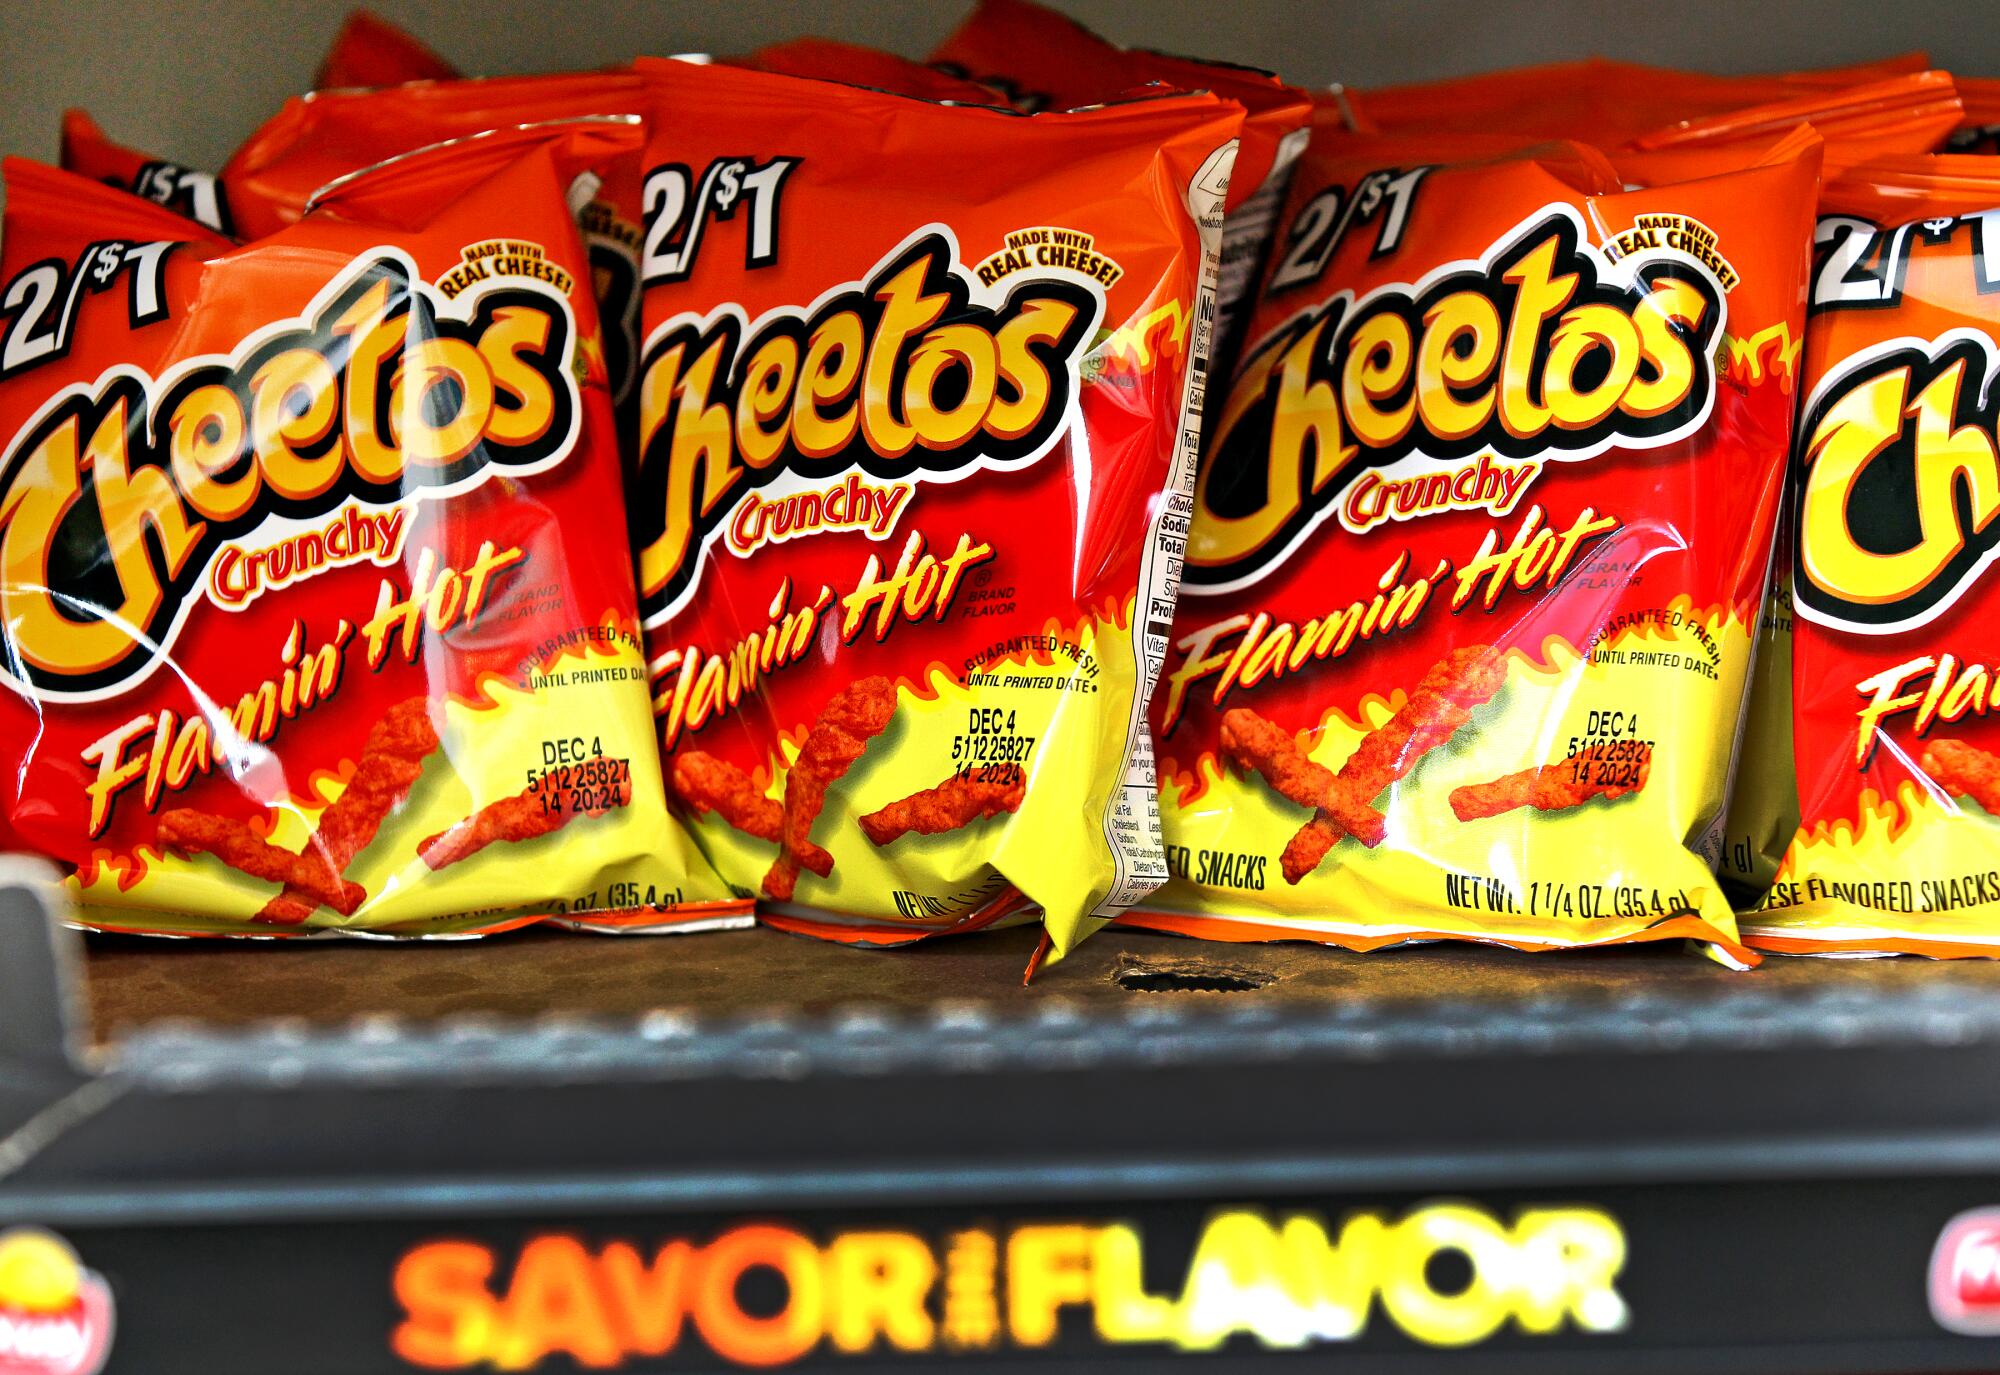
{"left": 1720, "top": 323, "right": 1801, "bottom": 394}
{"left": 74, "top": 607, "right": 642, "bottom": 892}
{"left": 1097, "top": 300, "right": 1190, "bottom": 375}
{"left": 1162, "top": 599, "right": 1751, "bottom": 807}
{"left": 1781, "top": 782, "right": 1932, "bottom": 868}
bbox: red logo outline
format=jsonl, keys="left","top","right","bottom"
{"left": 1930, "top": 1208, "right": 2000, "bottom": 1335}
{"left": 0, "top": 1229, "right": 114, "bottom": 1375}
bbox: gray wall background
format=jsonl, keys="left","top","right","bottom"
{"left": 4, "top": 0, "right": 1999, "bottom": 175}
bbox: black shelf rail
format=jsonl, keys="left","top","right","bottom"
{"left": 9, "top": 874, "right": 2000, "bottom": 1373}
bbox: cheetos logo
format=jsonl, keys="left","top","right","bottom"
{"left": 1188, "top": 206, "right": 1726, "bottom": 593}
{"left": 0, "top": 249, "right": 581, "bottom": 702}
{"left": 1796, "top": 330, "right": 2000, "bottom": 633}
{"left": 632, "top": 226, "right": 1103, "bottom": 623}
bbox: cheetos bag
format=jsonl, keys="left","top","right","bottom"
{"left": 1137, "top": 119, "right": 1822, "bottom": 964}
{"left": 0, "top": 121, "right": 739, "bottom": 936}
{"left": 1947, "top": 78, "right": 2000, "bottom": 152}
{"left": 60, "top": 110, "right": 235, "bottom": 235}
{"left": 1747, "top": 155, "right": 2000, "bottom": 957}
{"left": 632, "top": 59, "right": 1241, "bottom": 966}
{"left": 1613, "top": 73, "right": 1963, "bottom": 905}
{"left": 222, "top": 72, "right": 654, "bottom": 438}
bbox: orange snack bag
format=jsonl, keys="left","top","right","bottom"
{"left": 0, "top": 121, "right": 740, "bottom": 936}
{"left": 1745, "top": 155, "right": 2000, "bottom": 956}
{"left": 64, "top": 77, "right": 649, "bottom": 405}
{"left": 632, "top": 59, "right": 1241, "bottom": 962}
{"left": 221, "top": 72, "right": 643, "bottom": 235}
{"left": 1327, "top": 76, "right": 1961, "bottom": 910}
{"left": 1622, "top": 71, "right": 1960, "bottom": 177}
{"left": 1138, "top": 112, "right": 1823, "bottom": 963}
{"left": 1601, "top": 72, "right": 1960, "bottom": 905}
{"left": 1947, "top": 78, "right": 2000, "bottom": 153}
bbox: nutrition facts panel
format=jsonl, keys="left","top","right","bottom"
{"left": 1094, "top": 144, "right": 1228, "bottom": 919}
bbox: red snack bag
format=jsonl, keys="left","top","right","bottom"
{"left": 1314, "top": 82, "right": 1958, "bottom": 913}
{"left": 60, "top": 109, "right": 233, "bottom": 235}
{"left": 632, "top": 59, "right": 1241, "bottom": 963}
{"left": 1609, "top": 73, "right": 1963, "bottom": 905}
{"left": 223, "top": 72, "right": 642, "bottom": 237}
{"left": 930, "top": 0, "right": 1312, "bottom": 384}
{"left": 1744, "top": 155, "right": 2000, "bottom": 956}
{"left": 742, "top": 39, "right": 1004, "bottom": 104}
{"left": 0, "top": 121, "right": 741, "bottom": 936}
{"left": 315, "top": 8, "right": 459, "bottom": 90}
{"left": 1138, "top": 115, "right": 1822, "bottom": 964}
{"left": 223, "top": 72, "right": 651, "bottom": 421}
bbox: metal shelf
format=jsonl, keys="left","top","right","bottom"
{"left": 7, "top": 876, "right": 2000, "bottom": 1372}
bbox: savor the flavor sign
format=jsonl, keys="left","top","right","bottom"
{"left": 389, "top": 1202, "right": 1628, "bottom": 1368}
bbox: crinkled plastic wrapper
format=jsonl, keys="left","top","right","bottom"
{"left": 631, "top": 59, "right": 1242, "bottom": 965}
{"left": 0, "top": 121, "right": 743, "bottom": 937}
{"left": 1667, "top": 75, "right": 1964, "bottom": 904}
{"left": 1135, "top": 116, "right": 1824, "bottom": 965}
{"left": 1747, "top": 155, "right": 2000, "bottom": 957}
{"left": 64, "top": 71, "right": 655, "bottom": 450}
{"left": 226, "top": 74, "right": 652, "bottom": 433}
{"left": 930, "top": 0, "right": 1312, "bottom": 390}
{"left": 60, "top": 109, "right": 234, "bottom": 236}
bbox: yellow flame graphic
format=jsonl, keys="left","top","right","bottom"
{"left": 1098, "top": 301, "right": 1190, "bottom": 373}
{"left": 1721, "top": 323, "right": 1801, "bottom": 393}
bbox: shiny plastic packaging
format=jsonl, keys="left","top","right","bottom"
{"left": 931, "top": 0, "right": 1313, "bottom": 388}
{"left": 1627, "top": 74, "right": 1964, "bottom": 903}
{"left": 0, "top": 121, "right": 742, "bottom": 936}
{"left": 1948, "top": 78, "right": 2000, "bottom": 152}
{"left": 1746, "top": 156, "right": 2000, "bottom": 956}
{"left": 222, "top": 73, "right": 652, "bottom": 427}
{"left": 1620, "top": 71, "right": 1960, "bottom": 177}
{"left": 1136, "top": 119, "right": 1823, "bottom": 963}
{"left": 633, "top": 59, "right": 1240, "bottom": 963}
{"left": 1280, "top": 73, "right": 1961, "bottom": 909}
